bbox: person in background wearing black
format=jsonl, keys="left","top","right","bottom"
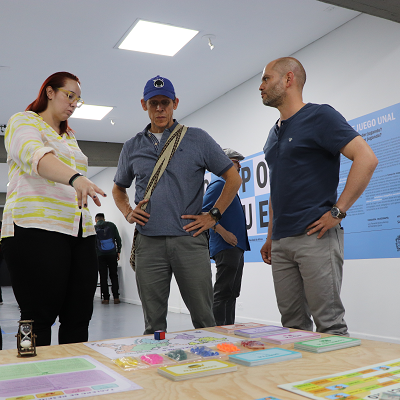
{"left": 95, "top": 213, "right": 122, "bottom": 304}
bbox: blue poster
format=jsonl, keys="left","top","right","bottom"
{"left": 205, "top": 152, "right": 270, "bottom": 262}
{"left": 342, "top": 102, "right": 400, "bottom": 259}
{"left": 205, "top": 102, "right": 400, "bottom": 261}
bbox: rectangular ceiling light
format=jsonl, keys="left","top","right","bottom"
{"left": 117, "top": 20, "right": 198, "bottom": 57}
{"left": 70, "top": 104, "right": 113, "bottom": 120}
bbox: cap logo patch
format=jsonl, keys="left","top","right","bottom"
{"left": 153, "top": 78, "right": 164, "bottom": 88}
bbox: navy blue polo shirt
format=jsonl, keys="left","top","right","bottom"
{"left": 263, "top": 103, "right": 359, "bottom": 240}
{"left": 202, "top": 177, "right": 250, "bottom": 258}
{"left": 114, "top": 121, "right": 233, "bottom": 237}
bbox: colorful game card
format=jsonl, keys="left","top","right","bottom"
{"left": 279, "top": 358, "right": 400, "bottom": 400}
{"left": 229, "top": 348, "right": 302, "bottom": 366}
{"left": 0, "top": 355, "right": 141, "bottom": 400}
{"left": 157, "top": 359, "right": 237, "bottom": 381}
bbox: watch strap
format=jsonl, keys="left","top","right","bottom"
{"left": 332, "top": 204, "right": 346, "bottom": 219}
{"left": 209, "top": 207, "right": 222, "bottom": 222}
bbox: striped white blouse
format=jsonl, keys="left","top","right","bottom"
{"left": 1, "top": 111, "right": 95, "bottom": 238}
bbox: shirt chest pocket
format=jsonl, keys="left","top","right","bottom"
{"left": 167, "top": 146, "right": 203, "bottom": 176}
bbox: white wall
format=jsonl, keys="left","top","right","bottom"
{"left": 89, "top": 13, "right": 400, "bottom": 343}
{"left": 88, "top": 168, "right": 137, "bottom": 303}
{"left": 88, "top": 168, "right": 187, "bottom": 313}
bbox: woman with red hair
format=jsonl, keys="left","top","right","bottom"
{"left": 1, "top": 72, "right": 106, "bottom": 346}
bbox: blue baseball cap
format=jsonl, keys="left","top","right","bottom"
{"left": 143, "top": 75, "right": 175, "bottom": 101}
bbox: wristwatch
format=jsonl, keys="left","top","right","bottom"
{"left": 209, "top": 207, "right": 222, "bottom": 222}
{"left": 331, "top": 204, "right": 346, "bottom": 219}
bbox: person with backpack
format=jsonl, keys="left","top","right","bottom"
{"left": 94, "top": 213, "right": 122, "bottom": 304}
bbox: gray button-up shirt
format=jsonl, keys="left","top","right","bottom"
{"left": 114, "top": 121, "right": 232, "bottom": 237}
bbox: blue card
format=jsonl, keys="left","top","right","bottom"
{"left": 230, "top": 348, "right": 300, "bottom": 362}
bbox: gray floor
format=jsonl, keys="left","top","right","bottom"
{"left": 0, "top": 286, "right": 194, "bottom": 351}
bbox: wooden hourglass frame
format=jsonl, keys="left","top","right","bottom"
{"left": 16, "top": 320, "right": 37, "bottom": 357}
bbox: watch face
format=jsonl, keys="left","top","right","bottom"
{"left": 331, "top": 207, "right": 340, "bottom": 218}
{"left": 210, "top": 208, "right": 222, "bottom": 221}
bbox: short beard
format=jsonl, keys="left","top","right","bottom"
{"left": 263, "top": 98, "right": 280, "bottom": 108}
{"left": 262, "top": 83, "right": 286, "bottom": 108}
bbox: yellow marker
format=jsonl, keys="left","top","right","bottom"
{"left": 36, "top": 392, "right": 64, "bottom": 398}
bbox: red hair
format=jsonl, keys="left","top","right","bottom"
{"left": 26, "top": 72, "right": 80, "bottom": 135}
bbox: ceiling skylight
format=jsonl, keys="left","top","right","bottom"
{"left": 70, "top": 105, "right": 113, "bottom": 121}
{"left": 117, "top": 20, "right": 198, "bottom": 57}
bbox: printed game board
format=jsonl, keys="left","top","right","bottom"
{"left": 85, "top": 329, "right": 240, "bottom": 360}
{"left": 279, "top": 358, "right": 400, "bottom": 400}
{"left": 0, "top": 355, "right": 141, "bottom": 400}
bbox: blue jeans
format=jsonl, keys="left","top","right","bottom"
{"left": 213, "top": 247, "right": 245, "bottom": 326}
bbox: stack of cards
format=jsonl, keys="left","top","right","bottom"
{"left": 229, "top": 348, "right": 302, "bottom": 367}
{"left": 157, "top": 359, "right": 237, "bottom": 381}
{"left": 294, "top": 336, "right": 361, "bottom": 353}
{"left": 213, "top": 322, "right": 266, "bottom": 334}
{"left": 234, "top": 326, "right": 290, "bottom": 338}
{"left": 261, "top": 331, "right": 321, "bottom": 344}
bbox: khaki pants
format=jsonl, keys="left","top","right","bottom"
{"left": 271, "top": 225, "right": 348, "bottom": 335}
{"left": 135, "top": 232, "right": 215, "bottom": 334}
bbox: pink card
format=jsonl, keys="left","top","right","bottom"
{"left": 260, "top": 331, "right": 321, "bottom": 344}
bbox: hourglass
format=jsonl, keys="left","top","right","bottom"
{"left": 16, "top": 320, "right": 37, "bottom": 357}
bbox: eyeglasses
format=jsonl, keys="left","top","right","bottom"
{"left": 58, "top": 88, "right": 84, "bottom": 108}
{"left": 148, "top": 99, "right": 172, "bottom": 109}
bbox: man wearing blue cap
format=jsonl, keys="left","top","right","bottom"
{"left": 112, "top": 76, "right": 242, "bottom": 334}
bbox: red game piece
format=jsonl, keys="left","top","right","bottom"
{"left": 154, "top": 330, "right": 165, "bottom": 340}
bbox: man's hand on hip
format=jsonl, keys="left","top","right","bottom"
{"left": 126, "top": 199, "right": 150, "bottom": 225}
{"left": 181, "top": 212, "right": 216, "bottom": 237}
{"left": 306, "top": 210, "right": 341, "bottom": 239}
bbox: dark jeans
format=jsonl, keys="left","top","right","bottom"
{"left": 212, "top": 247, "right": 245, "bottom": 326}
{"left": 2, "top": 224, "right": 98, "bottom": 346}
{"left": 98, "top": 254, "right": 119, "bottom": 300}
